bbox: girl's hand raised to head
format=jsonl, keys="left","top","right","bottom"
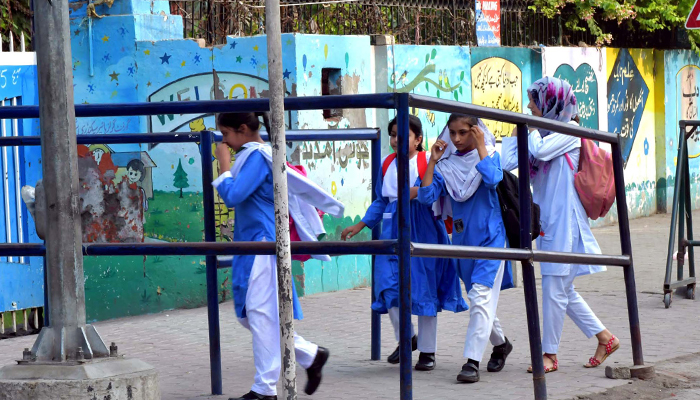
{"left": 216, "top": 143, "right": 232, "bottom": 172}
{"left": 470, "top": 126, "right": 486, "bottom": 147}
{"left": 430, "top": 139, "right": 448, "bottom": 162}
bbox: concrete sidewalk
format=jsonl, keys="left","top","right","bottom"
{"left": 1, "top": 211, "right": 698, "bottom": 400}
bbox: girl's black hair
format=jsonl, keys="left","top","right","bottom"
{"left": 572, "top": 114, "right": 581, "bottom": 124}
{"left": 126, "top": 159, "right": 146, "bottom": 182}
{"left": 216, "top": 111, "right": 271, "bottom": 135}
{"left": 447, "top": 113, "right": 479, "bottom": 127}
{"left": 388, "top": 115, "right": 424, "bottom": 151}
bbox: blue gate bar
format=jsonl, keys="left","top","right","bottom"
{"left": 0, "top": 129, "right": 381, "bottom": 147}
{"left": 410, "top": 243, "right": 632, "bottom": 266}
{"left": 199, "top": 131, "right": 223, "bottom": 395}
{"left": 0, "top": 241, "right": 400, "bottom": 257}
{"left": 516, "top": 123, "right": 547, "bottom": 400}
{"left": 408, "top": 94, "right": 619, "bottom": 144}
{"left": 370, "top": 122, "right": 382, "bottom": 361}
{"left": 0, "top": 93, "right": 397, "bottom": 119}
{"left": 395, "top": 93, "right": 413, "bottom": 400}
{"left": 611, "top": 140, "right": 645, "bottom": 367}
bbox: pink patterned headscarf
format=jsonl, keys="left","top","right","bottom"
{"left": 527, "top": 76, "right": 578, "bottom": 176}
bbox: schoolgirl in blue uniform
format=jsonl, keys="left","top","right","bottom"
{"left": 341, "top": 115, "right": 466, "bottom": 371}
{"left": 419, "top": 114, "right": 514, "bottom": 383}
{"left": 213, "top": 112, "right": 342, "bottom": 400}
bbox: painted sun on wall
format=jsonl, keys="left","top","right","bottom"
{"left": 471, "top": 57, "right": 522, "bottom": 141}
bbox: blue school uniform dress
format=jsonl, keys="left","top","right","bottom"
{"left": 419, "top": 152, "right": 514, "bottom": 292}
{"left": 214, "top": 150, "right": 304, "bottom": 320}
{"left": 362, "top": 153, "right": 467, "bottom": 316}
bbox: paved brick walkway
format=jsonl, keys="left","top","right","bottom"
{"left": 1, "top": 211, "right": 699, "bottom": 400}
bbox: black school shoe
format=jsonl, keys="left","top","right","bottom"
{"left": 415, "top": 352, "right": 436, "bottom": 371}
{"left": 229, "top": 391, "right": 277, "bottom": 400}
{"left": 486, "top": 337, "right": 513, "bottom": 372}
{"left": 456, "top": 361, "right": 480, "bottom": 383}
{"left": 387, "top": 335, "right": 418, "bottom": 364}
{"left": 305, "top": 346, "right": 330, "bottom": 395}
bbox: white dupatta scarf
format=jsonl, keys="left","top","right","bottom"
{"left": 230, "top": 142, "right": 345, "bottom": 261}
{"left": 432, "top": 118, "right": 497, "bottom": 220}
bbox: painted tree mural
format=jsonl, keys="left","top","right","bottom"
{"left": 173, "top": 159, "right": 189, "bottom": 198}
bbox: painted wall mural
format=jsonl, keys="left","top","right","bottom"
{"left": 385, "top": 45, "right": 471, "bottom": 151}
{"left": 607, "top": 49, "right": 650, "bottom": 166}
{"left": 471, "top": 57, "right": 522, "bottom": 141}
{"left": 470, "top": 47, "right": 541, "bottom": 142}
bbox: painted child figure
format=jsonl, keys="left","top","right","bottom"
{"left": 419, "top": 114, "right": 514, "bottom": 383}
{"left": 341, "top": 115, "right": 466, "bottom": 371}
{"left": 213, "top": 111, "right": 341, "bottom": 400}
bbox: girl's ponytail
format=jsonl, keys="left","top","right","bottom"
{"left": 256, "top": 111, "right": 271, "bottom": 134}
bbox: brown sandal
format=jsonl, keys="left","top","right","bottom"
{"left": 527, "top": 354, "right": 558, "bottom": 373}
{"left": 584, "top": 335, "right": 619, "bottom": 368}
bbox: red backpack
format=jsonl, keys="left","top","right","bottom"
{"left": 382, "top": 152, "right": 454, "bottom": 234}
{"left": 564, "top": 139, "right": 616, "bottom": 220}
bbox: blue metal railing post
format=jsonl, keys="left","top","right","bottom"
{"left": 396, "top": 93, "right": 412, "bottom": 400}
{"left": 516, "top": 123, "right": 546, "bottom": 400}
{"left": 611, "top": 140, "right": 644, "bottom": 366}
{"left": 200, "top": 131, "right": 223, "bottom": 395}
{"left": 371, "top": 132, "right": 382, "bottom": 361}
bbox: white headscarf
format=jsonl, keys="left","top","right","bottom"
{"left": 432, "top": 117, "right": 497, "bottom": 220}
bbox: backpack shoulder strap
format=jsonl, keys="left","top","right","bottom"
{"left": 417, "top": 151, "right": 428, "bottom": 180}
{"left": 382, "top": 153, "right": 397, "bottom": 177}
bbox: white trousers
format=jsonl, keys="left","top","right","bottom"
{"left": 387, "top": 307, "right": 437, "bottom": 353}
{"left": 237, "top": 255, "right": 318, "bottom": 396}
{"left": 541, "top": 266, "right": 605, "bottom": 354}
{"left": 464, "top": 259, "right": 507, "bottom": 360}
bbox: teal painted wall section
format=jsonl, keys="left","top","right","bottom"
{"left": 382, "top": 45, "right": 472, "bottom": 156}
{"left": 664, "top": 50, "right": 700, "bottom": 214}
{"left": 291, "top": 35, "right": 375, "bottom": 296}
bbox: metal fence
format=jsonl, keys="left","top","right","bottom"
{"left": 171, "top": 0, "right": 477, "bottom": 46}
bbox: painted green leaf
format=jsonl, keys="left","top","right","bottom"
{"left": 459, "top": 86, "right": 463, "bottom": 95}
{"left": 436, "top": 90, "right": 440, "bottom": 98}
{"left": 425, "top": 82, "right": 429, "bottom": 92}
{"left": 425, "top": 54, "right": 430, "bottom": 64}
{"left": 454, "top": 91, "right": 459, "bottom": 101}
{"left": 460, "top": 71, "right": 465, "bottom": 81}
{"left": 431, "top": 49, "right": 437, "bottom": 59}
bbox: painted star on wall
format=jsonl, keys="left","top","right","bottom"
{"left": 236, "top": 56, "right": 243, "bottom": 63}
{"left": 102, "top": 35, "right": 109, "bottom": 42}
{"left": 109, "top": 71, "right": 119, "bottom": 81}
{"left": 102, "top": 53, "right": 111, "bottom": 62}
{"left": 87, "top": 84, "right": 95, "bottom": 93}
{"left": 160, "top": 53, "right": 172, "bottom": 64}
{"left": 144, "top": 50, "right": 150, "bottom": 55}
{"left": 181, "top": 61, "right": 186, "bottom": 67}
{"left": 230, "top": 41, "right": 237, "bottom": 49}
{"left": 147, "top": 81, "right": 152, "bottom": 87}
{"left": 253, "top": 45, "right": 259, "bottom": 51}
{"left": 283, "top": 69, "right": 291, "bottom": 79}
{"left": 74, "top": 29, "right": 81, "bottom": 36}
{"left": 194, "top": 54, "right": 202, "bottom": 64}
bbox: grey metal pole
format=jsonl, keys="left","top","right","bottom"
{"left": 265, "top": 2, "right": 297, "bottom": 400}
{"left": 30, "top": 0, "right": 109, "bottom": 362}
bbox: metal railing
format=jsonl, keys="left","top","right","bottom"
{"left": 0, "top": 92, "right": 645, "bottom": 400}
{"left": 663, "top": 120, "right": 699, "bottom": 308}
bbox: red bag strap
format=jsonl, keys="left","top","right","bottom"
{"left": 382, "top": 152, "right": 428, "bottom": 179}
{"left": 417, "top": 151, "right": 427, "bottom": 180}
{"left": 382, "top": 153, "right": 397, "bottom": 177}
